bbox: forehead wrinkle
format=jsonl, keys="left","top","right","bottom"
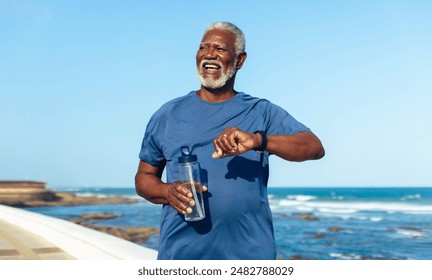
{"left": 201, "top": 30, "right": 236, "bottom": 48}
{"left": 200, "top": 41, "right": 229, "bottom": 48}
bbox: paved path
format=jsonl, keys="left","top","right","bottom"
{"left": 0, "top": 219, "right": 75, "bottom": 260}
{"left": 0, "top": 204, "right": 157, "bottom": 260}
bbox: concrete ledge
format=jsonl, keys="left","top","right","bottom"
{"left": 0, "top": 204, "right": 157, "bottom": 260}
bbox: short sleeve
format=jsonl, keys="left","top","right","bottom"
{"left": 138, "top": 112, "right": 166, "bottom": 166}
{"left": 264, "top": 102, "right": 310, "bottom": 135}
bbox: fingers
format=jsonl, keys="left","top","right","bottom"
{"left": 213, "top": 129, "right": 238, "bottom": 157}
{"left": 167, "top": 183, "right": 193, "bottom": 214}
{"left": 167, "top": 183, "right": 207, "bottom": 214}
{"left": 212, "top": 151, "right": 221, "bottom": 158}
{"left": 213, "top": 127, "right": 252, "bottom": 158}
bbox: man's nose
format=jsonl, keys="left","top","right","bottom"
{"left": 204, "top": 47, "right": 216, "bottom": 59}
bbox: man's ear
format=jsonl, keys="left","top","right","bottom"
{"left": 236, "top": 52, "right": 247, "bottom": 70}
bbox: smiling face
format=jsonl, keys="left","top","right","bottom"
{"left": 196, "top": 29, "right": 240, "bottom": 89}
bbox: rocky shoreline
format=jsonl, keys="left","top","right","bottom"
{"left": 69, "top": 212, "right": 160, "bottom": 244}
{"left": 4, "top": 191, "right": 138, "bottom": 207}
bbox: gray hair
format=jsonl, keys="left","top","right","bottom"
{"left": 203, "top": 21, "right": 246, "bottom": 55}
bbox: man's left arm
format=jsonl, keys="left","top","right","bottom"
{"left": 212, "top": 127, "right": 324, "bottom": 161}
{"left": 266, "top": 131, "right": 325, "bottom": 161}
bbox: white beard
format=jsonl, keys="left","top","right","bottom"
{"left": 197, "top": 59, "right": 238, "bottom": 89}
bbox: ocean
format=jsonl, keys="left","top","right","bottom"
{"left": 26, "top": 186, "right": 432, "bottom": 260}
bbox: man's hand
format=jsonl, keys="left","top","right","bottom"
{"left": 166, "top": 182, "right": 207, "bottom": 214}
{"left": 212, "top": 127, "right": 261, "bottom": 158}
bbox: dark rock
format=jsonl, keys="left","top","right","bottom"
{"left": 294, "top": 213, "right": 319, "bottom": 221}
{"left": 12, "top": 192, "right": 138, "bottom": 207}
{"left": 328, "top": 227, "right": 344, "bottom": 232}
{"left": 68, "top": 212, "right": 160, "bottom": 244}
{"left": 289, "top": 254, "right": 315, "bottom": 260}
{"left": 399, "top": 227, "right": 422, "bottom": 232}
{"left": 79, "top": 213, "right": 122, "bottom": 220}
{"left": 78, "top": 223, "right": 160, "bottom": 243}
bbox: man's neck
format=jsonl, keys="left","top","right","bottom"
{"left": 196, "top": 87, "right": 236, "bottom": 103}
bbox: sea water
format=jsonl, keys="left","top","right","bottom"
{"left": 27, "top": 186, "right": 432, "bottom": 260}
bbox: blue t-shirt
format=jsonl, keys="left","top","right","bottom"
{"left": 139, "top": 91, "right": 310, "bottom": 259}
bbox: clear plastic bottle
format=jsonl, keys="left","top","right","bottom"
{"left": 177, "top": 146, "right": 205, "bottom": 221}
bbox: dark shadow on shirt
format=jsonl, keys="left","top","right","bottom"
{"left": 225, "top": 156, "right": 260, "bottom": 182}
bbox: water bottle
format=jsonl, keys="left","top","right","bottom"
{"left": 177, "top": 146, "right": 205, "bottom": 221}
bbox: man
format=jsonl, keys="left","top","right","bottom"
{"left": 135, "top": 21, "right": 324, "bottom": 259}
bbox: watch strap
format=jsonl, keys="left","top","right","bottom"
{"left": 254, "top": 130, "right": 268, "bottom": 152}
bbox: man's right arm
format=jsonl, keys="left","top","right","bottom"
{"left": 134, "top": 160, "right": 195, "bottom": 214}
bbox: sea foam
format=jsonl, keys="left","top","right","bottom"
{"left": 273, "top": 200, "right": 432, "bottom": 215}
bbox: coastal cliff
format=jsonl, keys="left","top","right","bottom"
{"left": 0, "top": 181, "right": 137, "bottom": 207}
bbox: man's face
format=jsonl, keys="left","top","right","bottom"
{"left": 196, "top": 29, "right": 238, "bottom": 89}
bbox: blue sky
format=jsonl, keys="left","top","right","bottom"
{"left": 1, "top": 0, "right": 431, "bottom": 188}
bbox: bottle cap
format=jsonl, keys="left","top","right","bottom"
{"left": 178, "top": 146, "right": 197, "bottom": 163}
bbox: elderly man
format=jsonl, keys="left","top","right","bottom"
{"left": 135, "top": 22, "right": 324, "bottom": 259}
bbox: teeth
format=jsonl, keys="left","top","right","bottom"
{"left": 204, "top": 64, "right": 220, "bottom": 69}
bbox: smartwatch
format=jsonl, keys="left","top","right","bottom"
{"left": 254, "top": 130, "right": 268, "bottom": 152}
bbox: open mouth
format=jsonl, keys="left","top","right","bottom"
{"left": 203, "top": 63, "right": 221, "bottom": 70}
{"left": 201, "top": 62, "right": 222, "bottom": 74}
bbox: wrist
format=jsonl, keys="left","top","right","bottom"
{"left": 164, "top": 183, "right": 174, "bottom": 202}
